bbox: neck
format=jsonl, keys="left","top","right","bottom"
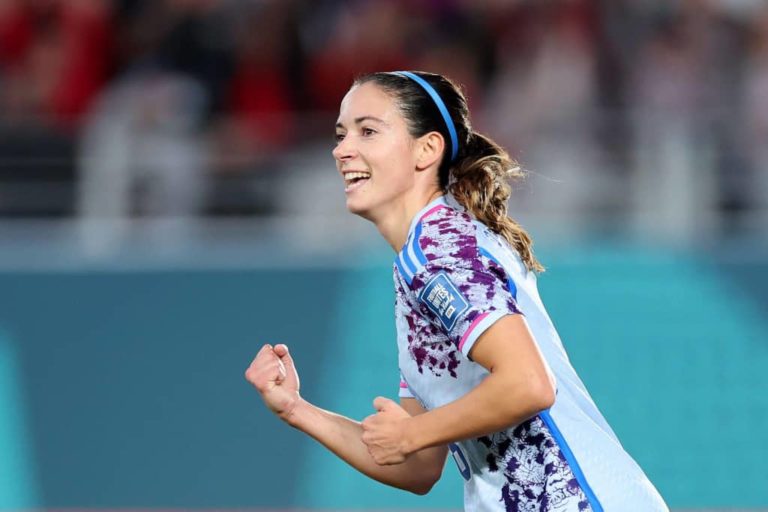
{"left": 374, "top": 189, "right": 443, "bottom": 252}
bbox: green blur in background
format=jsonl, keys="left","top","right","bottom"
{"left": 0, "top": 241, "right": 767, "bottom": 510}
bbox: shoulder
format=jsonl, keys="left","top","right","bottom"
{"left": 414, "top": 201, "right": 480, "bottom": 266}
{"left": 395, "top": 202, "right": 481, "bottom": 287}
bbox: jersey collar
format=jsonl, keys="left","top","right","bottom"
{"left": 405, "top": 195, "right": 450, "bottom": 243}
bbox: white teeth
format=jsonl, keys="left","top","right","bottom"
{"left": 343, "top": 171, "right": 371, "bottom": 182}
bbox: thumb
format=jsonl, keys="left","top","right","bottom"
{"left": 273, "top": 344, "right": 293, "bottom": 366}
{"left": 373, "top": 396, "right": 394, "bottom": 412}
{"left": 273, "top": 344, "right": 299, "bottom": 388}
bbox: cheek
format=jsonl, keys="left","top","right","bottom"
{"left": 376, "top": 140, "right": 415, "bottom": 184}
{"left": 374, "top": 159, "right": 412, "bottom": 193}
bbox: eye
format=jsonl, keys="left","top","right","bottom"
{"left": 334, "top": 132, "right": 346, "bottom": 143}
{"left": 361, "top": 127, "right": 377, "bottom": 137}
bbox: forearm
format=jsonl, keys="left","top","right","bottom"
{"left": 402, "top": 369, "right": 554, "bottom": 454}
{"left": 287, "top": 398, "right": 445, "bottom": 494}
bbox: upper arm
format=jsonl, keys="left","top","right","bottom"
{"left": 410, "top": 249, "right": 556, "bottom": 406}
{"left": 468, "top": 314, "right": 556, "bottom": 399}
{"left": 410, "top": 253, "right": 522, "bottom": 359}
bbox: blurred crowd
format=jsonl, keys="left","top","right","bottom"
{"left": 0, "top": 0, "right": 766, "bottom": 237}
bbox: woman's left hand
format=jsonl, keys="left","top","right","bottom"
{"left": 361, "top": 397, "right": 413, "bottom": 465}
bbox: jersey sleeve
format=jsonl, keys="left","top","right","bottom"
{"left": 409, "top": 251, "right": 521, "bottom": 358}
{"left": 398, "top": 372, "right": 415, "bottom": 399}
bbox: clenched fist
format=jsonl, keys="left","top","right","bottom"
{"left": 245, "top": 344, "right": 301, "bottom": 423}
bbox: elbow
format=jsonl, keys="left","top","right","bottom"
{"left": 508, "top": 377, "right": 557, "bottom": 421}
{"left": 406, "top": 467, "right": 442, "bottom": 495}
{"left": 533, "top": 383, "right": 556, "bottom": 412}
{"left": 527, "top": 378, "right": 556, "bottom": 414}
{"left": 408, "top": 476, "right": 439, "bottom": 496}
{"left": 408, "top": 484, "right": 432, "bottom": 496}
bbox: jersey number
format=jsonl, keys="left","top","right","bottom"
{"left": 449, "top": 443, "right": 471, "bottom": 481}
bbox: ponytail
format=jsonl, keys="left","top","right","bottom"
{"left": 448, "top": 132, "right": 545, "bottom": 273}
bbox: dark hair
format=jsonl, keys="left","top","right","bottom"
{"left": 354, "top": 71, "right": 544, "bottom": 273}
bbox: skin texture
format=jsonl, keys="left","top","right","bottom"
{"left": 360, "top": 315, "right": 556, "bottom": 465}
{"left": 245, "top": 81, "right": 557, "bottom": 493}
{"left": 245, "top": 344, "right": 447, "bottom": 494}
{"left": 333, "top": 82, "right": 446, "bottom": 251}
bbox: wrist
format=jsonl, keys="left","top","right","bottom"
{"left": 401, "top": 416, "right": 422, "bottom": 455}
{"left": 282, "top": 396, "right": 311, "bottom": 429}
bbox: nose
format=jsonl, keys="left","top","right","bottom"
{"left": 332, "top": 135, "right": 356, "bottom": 162}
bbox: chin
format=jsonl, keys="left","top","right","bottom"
{"left": 345, "top": 197, "right": 376, "bottom": 222}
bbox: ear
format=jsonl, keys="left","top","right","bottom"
{"left": 414, "top": 131, "right": 445, "bottom": 171}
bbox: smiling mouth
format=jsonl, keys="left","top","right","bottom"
{"left": 344, "top": 171, "right": 371, "bottom": 193}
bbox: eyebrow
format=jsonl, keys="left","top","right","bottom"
{"left": 335, "top": 115, "right": 387, "bottom": 129}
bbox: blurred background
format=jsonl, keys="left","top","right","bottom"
{"left": 0, "top": 0, "right": 767, "bottom": 510}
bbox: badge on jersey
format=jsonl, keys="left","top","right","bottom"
{"left": 419, "top": 272, "right": 469, "bottom": 332}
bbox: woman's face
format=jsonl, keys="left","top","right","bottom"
{"left": 333, "top": 82, "right": 419, "bottom": 220}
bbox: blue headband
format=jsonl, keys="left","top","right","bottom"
{"left": 393, "top": 71, "right": 459, "bottom": 162}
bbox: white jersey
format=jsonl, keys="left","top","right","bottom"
{"left": 394, "top": 195, "right": 668, "bottom": 512}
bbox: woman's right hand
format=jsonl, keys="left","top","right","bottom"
{"left": 245, "top": 343, "right": 301, "bottom": 423}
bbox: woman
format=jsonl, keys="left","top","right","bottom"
{"left": 245, "top": 71, "right": 668, "bottom": 511}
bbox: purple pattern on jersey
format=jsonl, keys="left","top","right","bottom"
{"left": 412, "top": 206, "right": 520, "bottom": 344}
{"left": 418, "top": 208, "right": 481, "bottom": 268}
{"left": 395, "top": 276, "right": 461, "bottom": 377}
{"left": 394, "top": 204, "right": 522, "bottom": 380}
{"left": 477, "top": 416, "right": 591, "bottom": 511}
